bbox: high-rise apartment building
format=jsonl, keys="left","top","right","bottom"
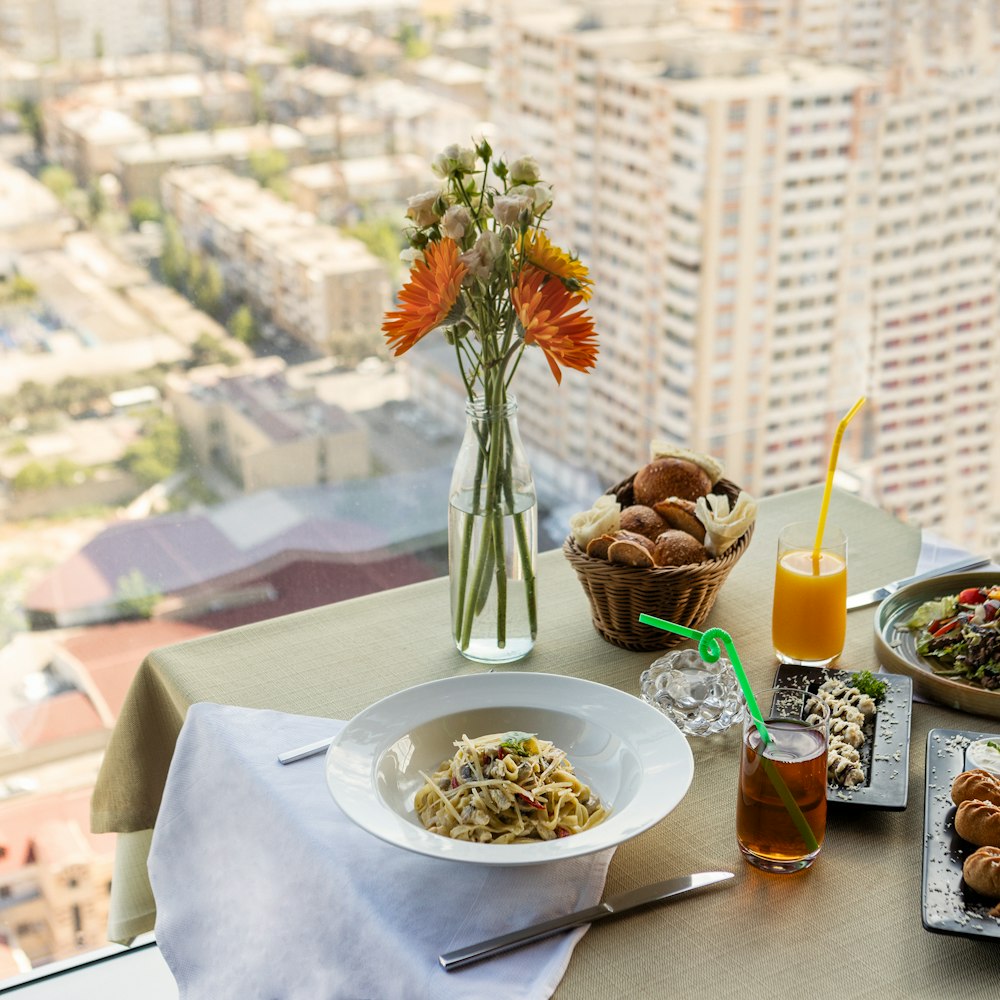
{"left": 0, "top": 0, "right": 169, "bottom": 61}
{"left": 492, "top": 2, "right": 1000, "bottom": 556}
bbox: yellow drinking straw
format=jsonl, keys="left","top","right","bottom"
{"left": 638, "top": 615, "right": 819, "bottom": 854}
{"left": 812, "top": 395, "right": 866, "bottom": 565}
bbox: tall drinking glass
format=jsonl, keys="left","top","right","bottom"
{"left": 736, "top": 687, "right": 829, "bottom": 873}
{"left": 771, "top": 521, "right": 847, "bottom": 666}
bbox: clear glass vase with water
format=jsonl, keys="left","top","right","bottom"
{"left": 448, "top": 396, "right": 537, "bottom": 664}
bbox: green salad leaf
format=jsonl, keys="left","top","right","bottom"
{"left": 905, "top": 596, "right": 957, "bottom": 629}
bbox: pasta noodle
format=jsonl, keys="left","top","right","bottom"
{"left": 414, "top": 731, "right": 608, "bottom": 843}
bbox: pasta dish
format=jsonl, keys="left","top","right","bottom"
{"left": 414, "top": 731, "right": 607, "bottom": 843}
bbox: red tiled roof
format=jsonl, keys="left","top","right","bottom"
{"left": 188, "top": 554, "right": 442, "bottom": 630}
{"left": 6, "top": 692, "right": 105, "bottom": 750}
{"left": 0, "top": 787, "right": 114, "bottom": 874}
{"left": 61, "top": 619, "right": 215, "bottom": 719}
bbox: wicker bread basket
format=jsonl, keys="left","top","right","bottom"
{"left": 563, "top": 475, "right": 753, "bottom": 651}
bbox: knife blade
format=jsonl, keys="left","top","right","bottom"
{"left": 846, "top": 555, "right": 991, "bottom": 610}
{"left": 438, "top": 870, "right": 734, "bottom": 972}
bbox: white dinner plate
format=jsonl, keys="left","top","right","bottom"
{"left": 325, "top": 671, "right": 694, "bottom": 865}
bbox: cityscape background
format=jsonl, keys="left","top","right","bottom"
{"left": 0, "top": 0, "right": 998, "bottom": 981}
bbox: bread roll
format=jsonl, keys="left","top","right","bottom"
{"left": 952, "top": 769, "right": 1000, "bottom": 808}
{"left": 633, "top": 458, "right": 712, "bottom": 506}
{"left": 607, "top": 531, "right": 656, "bottom": 568}
{"left": 963, "top": 846, "right": 1000, "bottom": 900}
{"left": 585, "top": 533, "right": 616, "bottom": 559}
{"left": 954, "top": 798, "right": 1000, "bottom": 848}
{"left": 652, "top": 529, "right": 706, "bottom": 567}
{"left": 618, "top": 505, "right": 668, "bottom": 541}
{"left": 652, "top": 497, "right": 706, "bottom": 543}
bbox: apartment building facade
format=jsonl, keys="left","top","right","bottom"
{"left": 167, "top": 360, "right": 370, "bottom": 492}
{"left": 490, "top": 4, "right": 1000, "bottom": 556}
{"left": 160, "top": 165, "right": 390, "bottom": 353}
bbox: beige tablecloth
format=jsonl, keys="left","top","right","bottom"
{"left": 92, "top": 487, "right": 1000, "bottom": 998}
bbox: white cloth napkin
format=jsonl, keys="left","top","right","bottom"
{"left": 148, "top": 703, "right": 614, "bottom": 1000}
{"left": 914, "top": 529, "right": 980, "bottom": 575}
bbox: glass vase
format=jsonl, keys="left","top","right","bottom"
{"left": 448, "top": 396, "right": 537, "bottom": 663}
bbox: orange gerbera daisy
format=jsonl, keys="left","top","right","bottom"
{"left": 520, "top": 231, "right": 593, "bottom": 300}
{"left": 513, "top": 267, "right": 598, "bottom": 384}
{"left": 382, "top": 239, "right": 467, "bottom": 356}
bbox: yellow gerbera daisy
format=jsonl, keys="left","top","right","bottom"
{"left": 520, "top": 231, "right": 594, "bottom": 300}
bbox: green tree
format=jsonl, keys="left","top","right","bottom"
{"left": 227, "top": 304, "right": 258, "bottom": 346}
{"left": 114, "top": 570, "right": 159, "bottom": 620}
{"left": 246, "top": 67, "right": 269, "bottom": 124}
{"left": 0, "top": 274, "right": 38, "bottom": 304}
{"left": 16, "top": 98, "right": 44, "bottom": 157}
{"left": 189, "top": 332, "right": 238, "bottom": 368}
{"left": 248, "top": 149, "right": 288, "bottom": 191}
{"left": 193, "top": 258, "right": 225, "bottom": 318}
{"left": 160, "top": 217, "right": 188, "bottom": 290}
{"left": 128, "top": 197, "right": 161, "bottom": 229}
{"left": 344, "top": 217, "right": 406, "bottom": 275}
{"left": 12, "top": 461, "right": 53, "bottom": 494}
{"left": 39, "top": 164, "right": 77, "bottom": 202}
{"left": 120, "top": 414, "right": 182, "bottom": 487}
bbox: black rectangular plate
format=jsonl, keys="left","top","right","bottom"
{"left": 922, "top": 728, "right": 1000, "bottom": 939}
{"left": 772, "top": 664, "right": 912, "bottom": 809}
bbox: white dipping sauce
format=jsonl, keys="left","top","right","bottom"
{"left": 967, "top": 737, "right": 1000, "bottom": 775}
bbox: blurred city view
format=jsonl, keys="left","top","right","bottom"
{"left": 0, "top": 0, "right": 998, "bottom": 980}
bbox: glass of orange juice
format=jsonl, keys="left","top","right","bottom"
{"left": 771, "top": 521, "right": 847, "bottom": 666}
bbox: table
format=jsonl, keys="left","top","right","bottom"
{"left": 92, "top": 487, "right": 1000, "bottom": 998}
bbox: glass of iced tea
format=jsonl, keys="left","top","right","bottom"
{"left": 771, "top": 521, "right": 847, "bottom": 666}
{"left": 736, "top": 687, "right": 829, "bottom": 873}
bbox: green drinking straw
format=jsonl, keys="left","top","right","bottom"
{"left": 637, "top": 614, "right": 820, "bottom": 855}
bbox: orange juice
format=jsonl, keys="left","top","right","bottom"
{"left": 772, "top": 548, "right": 847, "bottom": 664}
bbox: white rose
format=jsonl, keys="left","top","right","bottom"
{"left": 509, "top": 156, "right": 540, "bottom": 185}
{"left": 432, "top": 144, "right": 477, "bottom": 177}
{"left": 493, "top": 194, "right": 533, "bottom": 227}
{"left": 509, "top": 183, "right": 553, "bottom": 214}
{"left": 569, "top": 494, "right": 622, "bottom": 549}
{"left": 406, "top": 189, "right": 442, "bottom": 227}
{"left": 440, "top": 205, "right": 472, "bottom": 240}
{"left": 459, "top": 231, "right": 501, "bottom": 278}
{"left": 399, "top": 247, "right": 425, "bottom": 265}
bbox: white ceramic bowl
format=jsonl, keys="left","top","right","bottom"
{"left": 326, "top": 671, "right": 694, "bottom": 865}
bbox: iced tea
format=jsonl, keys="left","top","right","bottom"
{"left": 737, "top": 719, "right": 828, "bottom": 873}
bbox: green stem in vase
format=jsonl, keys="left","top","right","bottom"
{"left": 499, "top": 422, "right": 537, "bottom": 640}
{"left": 452, "top": 434, "right": 485, "bottom": 639}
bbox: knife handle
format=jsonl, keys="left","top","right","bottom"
{"left": 439, "top": 904, "right": 609, "bottom": 971}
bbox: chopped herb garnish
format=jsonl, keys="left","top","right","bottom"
{"left": 499, "top": 732, "right": 537, "bottom": 755}
{"left": 987, "top": 740, "right": 1000, "bottom": 753}
{"left": 849, "top": 670, "right": 888, "bottom": 702}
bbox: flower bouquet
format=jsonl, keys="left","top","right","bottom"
{"left": 382, "top": 140, "right": 599, "bottom": 662}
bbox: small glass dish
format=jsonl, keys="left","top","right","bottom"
{"left": 639, "top": 648, "right": 745, "bottom": 737}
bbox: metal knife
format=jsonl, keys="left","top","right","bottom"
{"left": 438, "top": 870, "right": 734, "bottom": 972}
{"left": 845, "top": 555, "right": 991, "bottom": 611}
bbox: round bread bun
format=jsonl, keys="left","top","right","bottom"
{"left": 963, "top": 845, "right": 1000, "bottom": 899}
{"left": 607, "top": 531, "right": 656, "bottom": 568}
{"left": 652, "top": 529, "right": 707, "bottom": 567}
{"left": 954, "top": 798, "right": 1000, "bottom": 848}
{"left": 633, "top": 458, "right": 712, "bottom": 506}
{"left": 952, "top": 769, "right": 1000, "bottom": 808}
{"left": 618, "top": 505, "right": 668, "bottom": 541}
{"left": 652, "top": 497, "right": 706, "bottom": 543}
{"left": 585, "top": 533, "right": 616, "bottom": 560}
